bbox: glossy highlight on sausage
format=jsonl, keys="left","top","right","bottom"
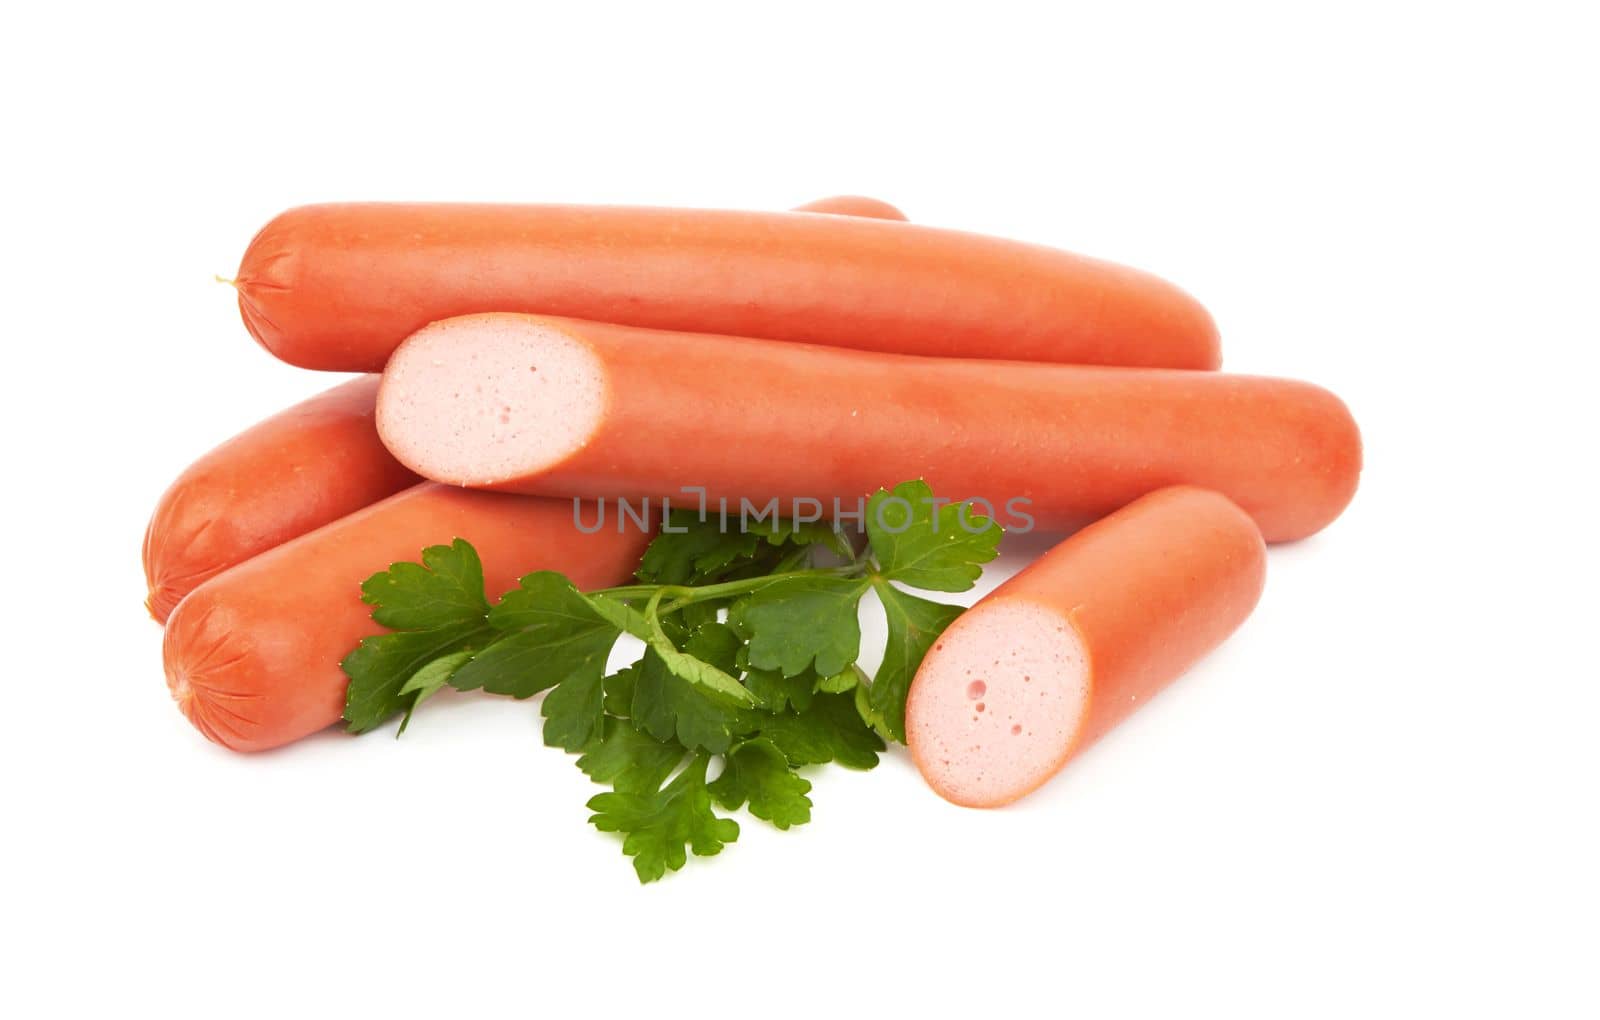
{"left": 376, "top": 314, "right": 1360, "bottom": 542}
{"left": 162, "top": 484, "right": 648, "bottom": 752}
{"left": 235, "top": 203, "right": 1219, "bottom": 371}
{"left": 906, "top": 487, "right": 1268, "bottom": 807}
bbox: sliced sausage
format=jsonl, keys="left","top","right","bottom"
{"left": 376, "top": 314, "right": 1360, "bottom": 542}
{"left": 906, "top": 487, "right": 1267, "bottom": 807}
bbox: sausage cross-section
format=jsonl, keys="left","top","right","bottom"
{"left": 906, "top": 486, "right": 1268, "bottom": 807}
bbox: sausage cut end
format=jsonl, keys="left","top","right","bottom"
{"left": 378, "top": 315, "right": 608, "bottom": 487}
{"left": 906, "top": 599, "right": 1090, "bottom": 808}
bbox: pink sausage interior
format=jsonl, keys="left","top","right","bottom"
{"left": 378, "top": 316, "right": 607, "bottom": 486}
{"left": 906, "top": 598, "right": 1090, "bottom": 807}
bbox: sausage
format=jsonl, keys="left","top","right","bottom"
{"left": 234, "top": 203, "right": 1219, "bottom": 371}
{"left": 158, "top": 198, "right": 900, "bottom": 623}
{"left": 791, "top": 195, "right": 908, "bottom": 220}
{"left": 162, "top": 484, "right": 648, "bottom": 752}
{"left": 142, "top": 376, "right": 418, "bottom": 622}
{"left": 375, "top": 314, "right": 1361, "bottom": 542}
{"left": 905, "top": 487, "right": 1267, "bottom": 807}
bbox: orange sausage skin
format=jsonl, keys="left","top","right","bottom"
{"left": 378, "top": 316, "right": 1360, "bottom": 542}
{"left": 148, "top": 197, "right": 894, "bottom": 623}
{"left": 162, "top": 484, "right": 648, "bottom": 752}
{"left": 990, "top": 487, "right": 1267, "bottom": 750}
{"left": 791, "top": 195, "right": 908, "bottom": 220}
{"left": 906, "top": 487, "right": 1267, "bottom": 807}
{"left": 236, "top": 203, "right": 1218, "bottom": 372}
{"left": 142, "top": 377, "right": 418, "bottom": 622}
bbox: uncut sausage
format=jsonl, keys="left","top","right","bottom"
{"left": 162, "top": 484, "right": 647, "bottom": 752}
{"left": 375, "top": 314, "right": 1360, "bottom": 542}
{"left": 791, "top": 195, "right": 908, "bottom": 220}
{"left": 234, "top": 203, "right": 1218, "bottom": 371}
{"left": 142, "top": 376, "right": 417, "bottom": 621}
{"left": 906, "top": 487, "right": 1267, "bottom": 807}
{"left": 156, "top": 197, "right": 896, "bottom": 621}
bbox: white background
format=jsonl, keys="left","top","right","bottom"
{"left": 5, "top": 2, "right": 1596, "bottom": 1017}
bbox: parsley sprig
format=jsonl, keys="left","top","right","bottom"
{"left": 340, "top": 480, "right": 1001, "bottom": 882}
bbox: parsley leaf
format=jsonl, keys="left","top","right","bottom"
{"left": 636, "top": 511, "right": 759, "bottom": 585}
{"left": 631, "top": 648, "right": 750, "bottom": 755}
{"left": 449, "top": 572, "right": 620, "bottom": 699}
{"left": 686, "top": 534, "right": 765, "bottom": 580}
{"left": 754, "top": 691, "right": 885, "bottom": 770}
{"left": 731, "top": 575, "right": 869, "bottom": 677}
{"left": 871, "top": 580, "right": 965, "bottom": 742}
{"left": 587, "top": 754, "right": 740, "bottom": 883}
{"left": 541, "top": 666, "right": 608, "bottom": 752}
{"left": 853, "top": 678, "right": 896, "bottom": 744}
{"left": 817, "top": 665, "right": 864, "bottom": 694}
{"left": 586, "top": 594, "right": 652, "bottom": 641}
{"left": 361, "top": 538, "right": 490, "bottom": 630}
{"left": 745, "top": 515, "right": 854, "bottom": 560}
{"left": 395, "top": 650, "right": 475, "bottom": 735}
{"left": 743, "top": 667, "right": 818, "bottom": 713}
{"left": 343, "top": 478, "right": 1003, "bottom": 882}
{"left": 343, "top": 628, "right": 487, "bottom": 733}
{"left": 577, "top": 717, "right": 685, "bottom": 795}
{"left": 603, "top": 664, "right": 639, "bottom": 717}
{"left": 633, "top": 510, "right": 832, "bottom": 586}
{"left": 866, "top": 479, "right": 1001, "bottom": 592}
{"left": 646, "top": 616, "right": 755, "bottom": 705}
{"left": 684, "top": 623, "right": 741, "bottom": 672}
{"left": 708, "top": 738, "right": 813, "bottom": 830}
{"left": 341, "top": 540, "right": 494, "bottom": 733}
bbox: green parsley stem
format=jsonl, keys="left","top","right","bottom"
{"left": 654, "top": 565, "right": 864, "bottom": 614}
{"left": 591, "top": 564, "right": 869, "bottom": 618}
